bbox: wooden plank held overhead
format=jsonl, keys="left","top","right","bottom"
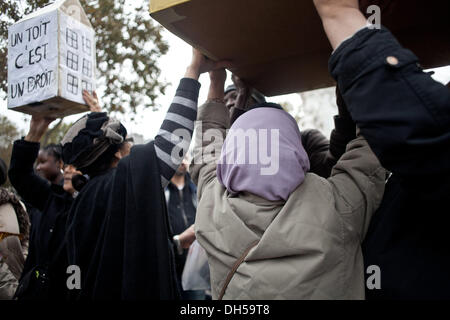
{"left": 150, "top": 0, "right": 450, "bottom": 96}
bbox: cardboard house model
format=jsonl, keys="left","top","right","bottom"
{"left": 7, "top": 0, "right": 96, "bottom": 117}
{"left": 150, "top": 0, "right": 450, "bottom": 96}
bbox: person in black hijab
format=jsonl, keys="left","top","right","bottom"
{"left": 61, "top": 48, "right": 229, "bottom": 300}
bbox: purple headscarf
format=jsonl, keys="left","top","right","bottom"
{"left": 216, "top": 107, "right": 310, "bottom": 201}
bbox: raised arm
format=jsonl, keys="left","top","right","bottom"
{"left": 314, "top": 0, "right": 450, "bottom": 180}
{"left": 154, "top": 49, "right": 230, "bottom": 188}
{"left": 9, "top": 116, "right": 56, "bottom": 211}
{"left": 190, "top": 69, "right": 230, "bottom": 196}
{"left": 313, "top": 0, "right": 367, "bottom": 51}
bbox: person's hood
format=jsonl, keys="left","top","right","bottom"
{"left": 0, "top": 203, "right": 20, "bottom": 235}
{"left": 216, "top": 107, "right": 310, "bottom": 201}
{"left": 0, "top": 188, "right": 29, "bottom": 243}
{"left": 225, "top": 84, "right": 266, "bottom": 104}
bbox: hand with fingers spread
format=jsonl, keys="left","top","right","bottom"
{"left": 25, "top": 115, "right": 57, "bottom": 143}
{"left": 83, "top": 90, "right": 101, "bottom": 112}
{"left": 185, "top": 48, "right": 231, "bottom": 80}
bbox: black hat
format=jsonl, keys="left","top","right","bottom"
{"left": 224, "top": 84, "right": 266, "bottom": 104}
{"left": 224, "top": 84, "right": 236, "bottom": 95}
{"left": 61, "top": 112, "right": 127, "bottom": 170}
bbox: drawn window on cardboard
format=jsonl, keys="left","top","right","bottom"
{"left": 66, "top": 28, "right": 78, "bottom": 49}
{"left": 82, "top": 58, "right": 92, "bottom": 77}
{"left": 67, "top": 51, "right": 79, "bottom": 71}
{"left": 82, "top": 80, "right": 92, "bottom": 93}
{"left": 67, "top": 73, "right": 78, "bottom": 95}
{"left": 82, "top": 36, "right": 91, "bottom": 54}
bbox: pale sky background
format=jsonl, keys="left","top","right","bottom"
{"left": 1, "top": 1, "right": 450, "bottom": 142}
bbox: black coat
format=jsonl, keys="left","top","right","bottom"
{"left": 301, "top": 106, "right": 356, "bottom": 179}
{"left": 165, "top": 173, "right": 197, "bottom": 291}
{"left": 8, "top": 139, "right": 73, "bottom": 299}
{"left": 330, "top": 27, "right": 450, "bottom": 299}
{"left": 65, "top": 141, "right": 179, "bottom": 300}
{"left": 166, "top": 174, "right": 197, "bottom": 237}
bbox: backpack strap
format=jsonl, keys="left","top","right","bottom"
{"left": 218, "top": 240, "right": 259, "bottom": 300}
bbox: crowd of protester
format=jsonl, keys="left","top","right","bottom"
{"left": 0, "top": 0, "right": 449, "bottom": 300}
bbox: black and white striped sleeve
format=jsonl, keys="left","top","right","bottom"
{"left": 154, "top": 78, "right": 201, "bottom": 188}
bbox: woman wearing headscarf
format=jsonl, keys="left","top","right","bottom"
{"left": 190, "top": 69, "right": 387, "bottom": 300}
{"left": 225, "top": 75, "right": 357, "bottom": 179}
{"left": 60, "top": 49, "right": 228, "bottom": 300}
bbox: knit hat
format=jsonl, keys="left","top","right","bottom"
{"left": 61, "top": 112, "right": 127, "bottom": 170}
{"left": 224, "top": 84, "right": 267, "bottom": 104}
{"left": 0, "top": 188, "right": 30, "bottom": 244}
{"left": 224, "top": 84, "right": 236, "bottom": 95}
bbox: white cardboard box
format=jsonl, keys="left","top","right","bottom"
{"left": 7, "top": 0, "right": 96, "bottom": 117}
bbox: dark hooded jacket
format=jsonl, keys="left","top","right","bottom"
{"left": 61, "top": 112, "right": 179, "bottom": 300}
{"left": 329, "top": 26, "right": 450, "bottom": 299}
{"left": 65, "top": 141, "right": 178, "bottom": 300}
{"left": 8, "top": 139, "right": 74, "bottom": 299}
{"left": 165, "top": 173, "right": 197, "bottom": 294}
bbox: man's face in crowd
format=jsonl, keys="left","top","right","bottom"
{"left": 224, "top": 89, "right": 259, "bottom": 114}
{"left": 224, "top": 90, "right": 237, "bottom": 112}
{"left": 63, "top": 164, "right": 82, "bottom": 194}
{"left": 36, "top": 150, "right": 62, "bottom": 182}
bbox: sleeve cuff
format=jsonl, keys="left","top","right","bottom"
{"left": 10, "top": 139, "right": 40, "bottom": 170}
{"left": 177, "top": 78, "right": 201, "bottom": 100}
{"left": 16, "top": 138, "right": 40, "bottom": 149}
{"left": 331, "top": 23, "right": 372, "bottom": 55}
{"left": 328, "top": 26, "right": 418, "bottom": 90}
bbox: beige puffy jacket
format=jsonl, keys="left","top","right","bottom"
{"left": 0, "top": 200, "right": 28, "bottom": 300}
{"left": 190, "top": 101, "right": 386, "bottom": 300}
